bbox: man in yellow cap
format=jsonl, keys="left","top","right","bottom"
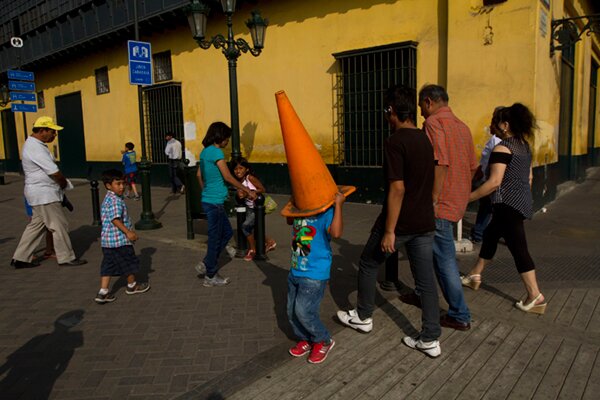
{"left": 11, "top": 116, "right": 87, "bottom": 268}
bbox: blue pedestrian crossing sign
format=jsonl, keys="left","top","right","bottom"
{"left": 12, "top": 103, "right": 37, "bottom": 113}
{"left": 128, "top": 40, "right": 153, "bottom": 86}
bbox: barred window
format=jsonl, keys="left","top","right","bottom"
{"left": 333, "top": 42, "right": 417, "bottom": 167}
{"left": 153, "top": 51, "right": 173, "bottom": 83}
{"left": 95, "top": 66, "right": 109, "bottom": 95}
{"left": 37, "top": 90, "right": 45, "bottom": 109}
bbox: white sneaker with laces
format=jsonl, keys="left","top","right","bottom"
{"left": 203, "top": 273, "right": 230, "bottom": 287}
{"left": 225, "top": 245, "right": 237, "bottom": 258}
{"left": 336, "top": 309, "right": 373, "bottom": 333}
{"left": 402, "top": 336, "right": 441, "bottom": 358}
{"left": 195, "top": 261, "right": 206, "bottom": 275}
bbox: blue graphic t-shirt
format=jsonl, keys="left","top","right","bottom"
{"left": 200, "top": 145, "right": 228, "bottom": 204}
{"left": 290, "top": 207, "right": 334, "bottom": 281}
{"left": 122, "top": 151, "right": 137, "bottom": 174}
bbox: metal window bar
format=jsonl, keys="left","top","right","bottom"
{"left": 153, "top": 51, "right": 173, "bottom": 83}
{"left": 95, "top": 66, "right": 109, "bottom": 94}
{"left": 142, "top": 82, "right": 184, "bottom": 164}
{"left": 333, "top": 42, "right": 417, "bottom": 167}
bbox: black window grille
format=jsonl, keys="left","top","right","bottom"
{"left": 95, "top": 66, "right": 109, "bottom": 95}
{"left": 153, "top": 51, "right": 173, "bottom": 83}
{"left": 333, "top": 42, "right": 417, "bottom": 167}
{"left": 142, "top": 82, "right": 184, "bottom": 164}
{"left": 37, "top": 91, "right": 45, "bottom": 109}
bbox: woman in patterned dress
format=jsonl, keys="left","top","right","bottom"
{"left": 461, "top": 103, "right": 546, "bottom": 314}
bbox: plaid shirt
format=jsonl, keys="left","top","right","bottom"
{"left": 424, "top": 106, "right": 478, "bottom": 222}
{"left": 101, "top": 190, "right": 133, "bottom": 248}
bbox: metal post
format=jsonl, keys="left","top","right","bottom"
{"left": 380, "top": 251, "right": 400, "bottom": 291}
{"left": 90, "top": 180, "right": 101, "bottom": 226}
{"left": 184, "top": 160, "right": 194, "bottom": 239}
{"left": 254, "top": 194, "right": 266, "bottom": 260}
{"left": 225, "top": 13, "right": 241, "bottom": 160}
{"left": 234, "top": 195, "right": 247, "bottom": 257}
{"left": 132, "top": 0, "right": 161, "bottom": 230}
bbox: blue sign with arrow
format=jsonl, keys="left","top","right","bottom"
{"left": 9, "top": 81, "right": 35, "bottom": 92}
{"left": 8, "top": 69, "right": 34, "bottom": 81}
{"left": 10, "top": 92, "right": 36, "bottom": 102}
{"left": 12, "top": 103, "right": 37, "bottom": 113}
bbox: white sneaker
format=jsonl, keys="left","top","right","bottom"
{"left": 336, "top": 309, "right": 373, "bottom": 333}
{"left": 402, "top": 336, "right": 441, "bottom": 358}
{"left": 203, "top": 273, "right": 230, "bottom": 287}
{"left": 225, "top": 245, "right": 237, "bottom": 258}
{"left": 195, "top": 261, "right": 206, "bottom": 275}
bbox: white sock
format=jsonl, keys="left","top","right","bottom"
{"left": 128, "top": 281, "right": 136, "bottom": 288}
{"left": 99, "top": 288, "right": 109, "bottom": 295}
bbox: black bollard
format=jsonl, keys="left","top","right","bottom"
{"left": 380, "top": 251, "right": 400, "bottom": 291}
{"left": 135, "top": 159, "right": 162, "bottom": 230}
{"left": 90, "top": 180, "right": 101, "bottom": 226}
{"left": 234, "top": 194, "right": 248, "bottom": 257}
{"left": 254, "top": 194, "right": 267, "bottom": 260}
{"left": 183, "top": 159, "right": 194, "bottom": 240}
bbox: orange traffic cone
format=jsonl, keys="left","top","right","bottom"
{"left": 275, "top": 90, "right": 356, "bottom": 217}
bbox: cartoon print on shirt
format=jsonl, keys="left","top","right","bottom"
{"left": 291, "top": 218, "right": 316, "bottom": 269}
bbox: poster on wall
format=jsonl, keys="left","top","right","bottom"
{"left": 540, "top": 0, "right": 550, "bottom": 10}
{"left": 540, "top": 9, "right": 548, "bottom": 38}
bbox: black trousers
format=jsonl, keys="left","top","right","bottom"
{"left": 168, "top": 159, "right": 183, "bottom": 192}
{"left": 479, "top": 204, "right": 535, "bottom": 273}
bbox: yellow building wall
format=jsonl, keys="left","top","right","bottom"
{"left": 1, "top": 0, "right": 444, "bottom": 165}
{"left": 447, "top": 0, "right": 540, "bottom": 162}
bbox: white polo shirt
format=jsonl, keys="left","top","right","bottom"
{"left": 22, "top": 136, "right": 62, "bottom": 206}
{"left": 165, "top": 138, "right": 182, "bottom": 160}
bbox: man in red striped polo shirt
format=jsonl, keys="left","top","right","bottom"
{"left": 418, "top": 84, "right": 478, "bottom": 331}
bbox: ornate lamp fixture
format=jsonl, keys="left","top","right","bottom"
{"left": 551, "top": 14, "right": 600, "bottom": 56}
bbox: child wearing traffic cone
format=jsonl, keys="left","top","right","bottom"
{"left": 276, "top": 90, "right": 355, "bottom": 364}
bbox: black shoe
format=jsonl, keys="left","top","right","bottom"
{"left": 95, "top": 292, "right": 116, "bottom": 304}
{"left": 10, "top": 259, "right": 41, "bottom": 269}
{"left": 59, "top": 258, "right": 88, "bottom": 266}
{"left": 440, "top": 314, "right": 471, "bottom": 331}
{"left": 126, "top": 282, "right": 150, "bottom": 295}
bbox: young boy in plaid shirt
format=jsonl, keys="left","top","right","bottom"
{"left": 95, "top": 169, "right": 150, "bottom": 304}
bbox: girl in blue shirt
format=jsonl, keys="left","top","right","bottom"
{"left": 197, "top": 122, "right": 256, "bottom": 287}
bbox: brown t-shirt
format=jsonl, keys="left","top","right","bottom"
{"left": 373, "top": 128, "right": 435, "bottom": 235}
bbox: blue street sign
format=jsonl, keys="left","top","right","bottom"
{"left": 12, "top": 103, "right": 37, "bottom": 113}
{"left": 9, "top": 80, "right": 35, "bottom": 91}
{"left": 128, "top": 40, "right": 153, "bottom": 85}
{"left": 10, "top": 92, "right": 36, "bottom": 102}
{"left": 129, "top": 61, "right": 153, "bottom": 85}
{"left": 8, "top": 69, "right": 34, "bottom": 81}
{"left": 128, "top": 40, "right": 152, "bottom": 62}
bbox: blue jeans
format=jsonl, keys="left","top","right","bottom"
{"left": 357, "top": 229, "right": 441, "bottom": 341}
{"left": 471, "top": 195, "right": 493, "bottom": 242}
{"left": 287, "top": 274, "right": 330, "bottom": 343}
{"left": 202, "top": 202, "right": 233, "bottom": 278}
{"left": 433, "top": 218, "right": 471, "bottom": 324}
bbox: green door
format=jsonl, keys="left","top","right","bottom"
{"left": 56, "top": 92, "right": 87, "bottom": 178}
{"left": 1, "top": 110, "right": 20, "bottom": 172}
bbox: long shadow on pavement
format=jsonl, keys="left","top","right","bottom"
{"left": 254, "top": 259, "right": 295, "bottom": 340}
{"left": 69, "top": 225, "right": 100, "bottom": 260}
{"left": 0, "top": 310, "right": 84, "bottom": 399}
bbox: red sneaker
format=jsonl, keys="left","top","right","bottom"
{"left": 289, "top": 341, "right": 312, "bottom": 357}
{"left": 308, "top": 339, "right": 335, "bottom": 364}
{"left": 243, "top": 249, "right": 255, "bottom": 261}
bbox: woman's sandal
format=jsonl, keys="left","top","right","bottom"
{"left": 515, "top": 293, "right": 547, "bottom": 314}
{"left": 460, "top": 274, "right": 482, "bottom": 290}
{"left": 266, "top": 240, "right": 277, "bottom": 253}
{"left": 243, "top": 249, "right": 256, "bottom": 262}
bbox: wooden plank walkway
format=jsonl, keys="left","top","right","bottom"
{"left": 225, "top": 286, "right": 600, "bottom": 400}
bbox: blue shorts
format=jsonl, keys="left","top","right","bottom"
{"left": 100, "top": 246, "right": 140, "bottom": 276}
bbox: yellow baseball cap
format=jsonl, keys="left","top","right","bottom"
{"left": 33, "top": 116, "right": 63, "bottom": 130}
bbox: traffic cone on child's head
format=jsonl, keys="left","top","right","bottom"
{"left": 275, "top": 90, "right": 355, "bottom": 217}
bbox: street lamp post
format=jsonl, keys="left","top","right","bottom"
{"left": 133, "top": 0, "right": 161, "bottom": 230}
{"left": 185, "top": 0, "right": 268, "bottom": 160}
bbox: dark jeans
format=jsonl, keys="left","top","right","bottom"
{"left": 202, "top": 202, "right": 233, "bottom": 278}
{"left": 471, "top": 195, "right": 493, "bottom": 242}
{"left": 168, "top": 159, "right": 183, "bottom": 193}
{"left": 480, "top": 204, "right": 535, "bottom": 273}
{"left": 357, "top": 229, "right": 441, "bottom": 341}
{"left": 287, "top": 273, "right": 330, "bottom": 343}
